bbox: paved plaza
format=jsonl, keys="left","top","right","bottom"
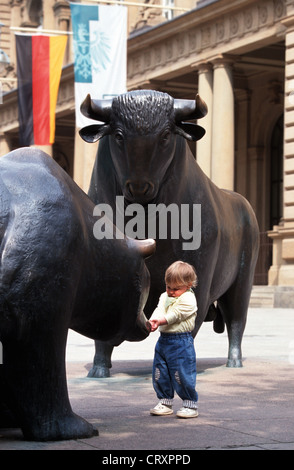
{"left": 1, "top": 307, "right": 294, "bottom": 451}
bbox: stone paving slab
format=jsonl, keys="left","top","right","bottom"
{"left": 1, "top": 308, "right": 294, "bottom": 452}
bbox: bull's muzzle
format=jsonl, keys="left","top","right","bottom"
{"left": 125, "top": 180, "right": 155, "bottom": 203}
{"left": 125, "top": 310, "right": 151, "bottom": 342}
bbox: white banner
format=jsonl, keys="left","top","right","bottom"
{"left": 70, "top": 3, "right": 127, "bottom": 128}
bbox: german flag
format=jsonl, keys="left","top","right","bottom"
{"left": 16, "top": 34, "right": 67, "bottom": 146}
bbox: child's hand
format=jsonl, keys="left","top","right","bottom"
{"left": 149, "top": 319, "right": 160, "bottom": 332}
{"left": 149, "top": 317, "right": 167, "bottom": 332}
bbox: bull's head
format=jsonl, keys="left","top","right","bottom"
{"left": 79, "top": 90, "right": 207, "bottom": 204}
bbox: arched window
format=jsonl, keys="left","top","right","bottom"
{"left": 27, "top": 0, "right": 43, "bottom": 27}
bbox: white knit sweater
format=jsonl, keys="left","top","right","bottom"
{"left": 150, "top": 290, "right": 197, "bottom": 333}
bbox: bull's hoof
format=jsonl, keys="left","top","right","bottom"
{"left": 23, "top": 414, "right": 98, "bottom": 441}
{"left": 87, "top": 365, "right": 110, "bottom": 378}
{"left": 226, "top": 358, "right": 243, "bottom": 367}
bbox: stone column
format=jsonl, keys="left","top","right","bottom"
{"left": 196, "top": 62, "right": 213, "bottom": 178}
{"left": 268, "top": 15, "right": 294, "bottom": 285}
{"left": 73, "top": 128, "right": 85, "bottom": 190}
{"left": 73, "top": 128, "right": 98, "bottom": 191}
{"left": 31, "top": 144, "right": 52, "bottom": 157}
{"left": 42, "top": 0, "right": 56, "bottom": 30}
{"left": 211, "top": 55, "right": 235, "bottom": 190}
{"left": 0, "top": 132, "right": 10, "bottom": 156}
{"left": 53, "top": 0, "right": 72, "bottom": 63}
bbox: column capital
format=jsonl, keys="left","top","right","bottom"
{"left": 53, "top": 0, "right": 71, "bottom": 18}
{"left": 193, "top": 61, "right": 212, "bottom": 73}
{"left": 210, "top": 54, "right": 236, "bottom": 69}
{"left": 235, "top": 87, "right": 251, "bottom": 103}
{"left": 281, "top": 14, "right": 294, "bottom": 32}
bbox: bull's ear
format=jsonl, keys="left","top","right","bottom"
{"left": 175, "top": 123, "right": 206, "bottom": 142}
{"left": 79, "top": 124, "right": 111, "bottom": 143}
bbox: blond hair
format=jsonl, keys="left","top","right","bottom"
{"left": 165, "top": 261, "right": 197, "bottom": 288}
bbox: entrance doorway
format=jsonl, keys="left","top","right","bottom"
{"left": 254, "top": 114, "right": 283, "bottom": 285}
{"left": 270, "top": 114, "right": 284, "bottom": 228}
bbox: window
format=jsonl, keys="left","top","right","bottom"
{"left": 162, "top": 0, "right": 175, "bottom": 21}
{"left": 27, "top": 0, "right": 43, "bottom": 27}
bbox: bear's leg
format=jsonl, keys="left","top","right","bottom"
{"left": 1, "top": 330, "right": 98, "bottom": 441}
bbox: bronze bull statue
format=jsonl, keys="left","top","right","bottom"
{"left": 80, "top": 90, "right": 259, "bottom": 377}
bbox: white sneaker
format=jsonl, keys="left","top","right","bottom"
{"left": 150, "top": 403, "right": 173, "bottom": 416}
{"left": 176, "top": 407, "right": 198, "bottom": 419}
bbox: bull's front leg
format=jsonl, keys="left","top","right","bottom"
{"left": 88, "top": 340, "right": 114, "bottom": 378}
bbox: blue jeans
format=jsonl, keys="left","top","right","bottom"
{"left": 152, "top": 332, "right": 198, "bottom": 409}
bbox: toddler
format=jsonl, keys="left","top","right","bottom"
{"left": 149, "top": 260, "right": 198, "bottom": 418}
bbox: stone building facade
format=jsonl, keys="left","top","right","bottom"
{"left": 0, "top": 0, "right": 294, "bottom": 293}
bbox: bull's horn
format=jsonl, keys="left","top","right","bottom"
{"left": 80, "top": 94, "right": 113, "bottom": 122}
{"left": 196, "top": 94, "right": 208, "bottom": 118}
{"left": 174, "top": 94, "right": 208, "bottom": 121}
{"left": 128, "top": 238, "right": 156, "bottom": 259}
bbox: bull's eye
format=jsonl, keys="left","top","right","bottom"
{"left": 114, "top": 131, "right": 124, "bottom": 143}
{"left": 160, "top": 130, "right": 172, "bottom": 147}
